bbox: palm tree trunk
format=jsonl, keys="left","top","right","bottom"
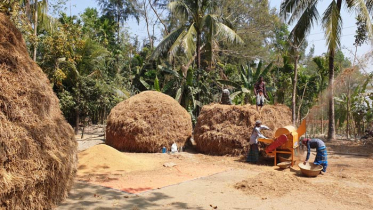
{"left": 196, "top": 31, "right": 201, "bottom": 69}
{"left": 75, "top": 109, "right": 80, "bottom": 134}
{"left": 33, "top": 0, "right": 38, "bottom": 61}
{"left": 327, "top": 49, "right": 336, "bottom": 141}
{"left": 321, "top": 95, "right": 324, "bottom": 135}
{"left": 195, "top": 30, "right": 202, "bottom": 116}
{"left": 297, "top": 81, "right": 308, "bottom": 123}
{"left": 346, "top": 76, "right": 350, "bottom": 139}
{"left": 292, "top": 54, "right": 299, "bottom": 125}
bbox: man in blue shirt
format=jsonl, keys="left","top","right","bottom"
{"left": 302, "top": 138, "right": 328, "bottom": 174}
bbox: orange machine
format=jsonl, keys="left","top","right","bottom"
{"left": 258, "top": 119, "right": 306, "bottom": 166}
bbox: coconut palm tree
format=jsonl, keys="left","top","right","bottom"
{"left": 280, "top": 0, "right": 373, "bottom": 140}
{"left": 151, "top": 0, "right": 243, "bottom": 72}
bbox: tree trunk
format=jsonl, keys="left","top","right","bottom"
{"left": 196, "top": 31, "right": 201, "bottom": 70}
{"left": 346, "top": 76, "right": 350, "bottom": 139}
{"left": 148, "top": 0, "right": 168, "bottom": 35}
{"left": 292, "top": 54, "right": 299, "bottom": 125}
{"left": 33, "top": 1, "right": 38, "bottom": 61}
{"left": 194, "top": 30, "right": 202, "bottom": 116}
{"left": 143, "top": 1, "right": 153, "bottom": 49}
{"left": 297, "top": 81, "right": 308, "bottom": 123}
{"left": 75, "top": 109, "right": 80, "bottom": 134}
{"left": 321, "top": 95, "right": 324, "bottom": 135}
{"left": 327, "top": 49, "right": 336, "bottom": 141}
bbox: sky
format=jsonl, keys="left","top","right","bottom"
{"left": 269, "top": 0, "right": 372, "bottom": 70}
{"left": 65, "top": 0, "right": 372, "bottom": 71}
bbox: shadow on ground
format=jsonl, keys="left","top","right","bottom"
{"left": 58, "top": 181, "right": 203, "bottom": 210}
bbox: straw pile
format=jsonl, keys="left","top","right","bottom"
{"left": 0, "top": 14, "right": 77, "bottom": 209}
{"left": 106, "top": 91, "right": 192, "bottom": 152}
{"left": 194, "top": 104, "right": 292, "bottom": 155}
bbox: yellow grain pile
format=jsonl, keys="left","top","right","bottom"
{"left": 194, "top": 104, "right": 292, "bottom": 155}
{"left": 77, "top": 144, "right": 158, "bottom": 176}
{"left": 106, "top": 91, "right": 193, "bottom": 152}
{"left": 0, "top": 14, "right": 77, "bottom": 209}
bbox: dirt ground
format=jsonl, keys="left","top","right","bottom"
{"left": 58, "top": 128, "right": 373, "bottom": 210}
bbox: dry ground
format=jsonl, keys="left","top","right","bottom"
{"left": 58, "top": 128, "right": 373, "bottom": 210}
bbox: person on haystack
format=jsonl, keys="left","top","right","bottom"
{"left": 254, "top": 76, "right": 268, "bottom": 111}
{"left": 302, "top": 138, "right": 328, "bottom": 174}
{"left": 247, "top": 120, "right": 270, "bottom": 163}
{"left": 221, "top": 89, "right": 232, "bottom": 105}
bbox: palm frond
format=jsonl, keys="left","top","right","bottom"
{"left": 322, "top": 1, "right": 342, "bottom": 52}
{"left": 290, "top": 1, "right": 319, "bottom": 43}
{"left": 159, "top": 65, "right": 180, "bottom": 78}
{"left": 284, "top": 0, "right": 319, "bottom": 25}
{"left": 180, "top": 24, "right": 197, "bottom": 60}
{"left": 139, "top": 78, "right": 151, "bottom": 90}
{"left": 168, "top": 1, "right": 190, "bottom": 20}
{"left": 241, "top": 87, "right": 250, "bottom": 93}
{"left": 150, "top": 26, "right": 185, "bottom": 60}
{"left": 240, "top": 72, "right": 248, "bottom": 85}
{"left": 215, "top": 22, "right": 244, "bottom": 44}
{"left": 346, "top": 0, "right": 373, "bottom": 38}
{"left": 217, "top": 80, "right": 241, "bottom": 89}
{"left": 260, "top": 62, "right": 273, "bottom": 78}
{"left": 280, "top": 0, "right": 302, "bottom": 20}
{"left": 175, "top": 87, "right": 183, "bottom": 102}
{"left": 230, "top": 91, "right": 242, "bottom": 101}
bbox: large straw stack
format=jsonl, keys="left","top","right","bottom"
{"left": 0, "top": 14, "right": 77, "bottom": 209}
{"left": 106, "top": 91, "right": 193, "bottom": 152}
{"left": 194, "top": 104, "right": 292, "bottom": 155}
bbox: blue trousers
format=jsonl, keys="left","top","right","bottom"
{"left": 314, "top": 146, "right": 328, "bottom": 172}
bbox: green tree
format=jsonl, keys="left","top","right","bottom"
{"left": 280, "top": 0, "right": 373, "bottom": 140}
{"left": 218, "top": 61, "right": 273, "bottom": 105}
{"left": 151, "top": 0, "right": 243, "bottom": 71}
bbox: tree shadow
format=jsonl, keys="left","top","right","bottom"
{"left": 58, "top": 181, "right": 203, "bottom": 210}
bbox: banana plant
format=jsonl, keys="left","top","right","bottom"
{"left": 218, "top": 61, "right": 273, "bottom": 105}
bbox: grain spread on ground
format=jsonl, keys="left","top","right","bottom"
{"left": 76, "top": 144, "right": 230, "bottom": 193}
{"left": 194, "top": 104, "right": 292, "bottom": 155}
{"left": 77, "top": 144, "right": 158, "bottom": 176}
{"left": 106, "top": 91, "right": 193, "bottom": 152}
{"left": 235, "top": 171, "right": 306, "bottom": 197}
{"left": 0, "top": 14, "right": 77, "bottom": 209}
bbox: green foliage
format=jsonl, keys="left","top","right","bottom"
{"left": 218, "top": 61, "right": 273, "bottom": 105}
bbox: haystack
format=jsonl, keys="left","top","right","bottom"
{"left": 0, "top": 14, "right": 77, "bottom": 209}
{"left": 106, "top": 91, "right": 192, "bottom": 152}
{"left": 194, "top": 104, "right": 292, "bottom": 155}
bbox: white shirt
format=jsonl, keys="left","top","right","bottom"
{"left": 249, "top": 125, "right": 269, "bottom": 145}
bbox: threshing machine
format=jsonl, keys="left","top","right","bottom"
{"left": 258, "top": 119, "right": 306, "bottom": 166}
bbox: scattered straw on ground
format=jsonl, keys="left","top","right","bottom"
{"left": 194, "top": 104, "right": 292, "bottom": 155}
{"left": 106, "top": 91, "right": 192, "bottom": 153}
{"left": 235, "top": 171, "right": 306, "bottom": 197}
{"left": 0, "top": 14, "right": 76, "bottom": 209}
